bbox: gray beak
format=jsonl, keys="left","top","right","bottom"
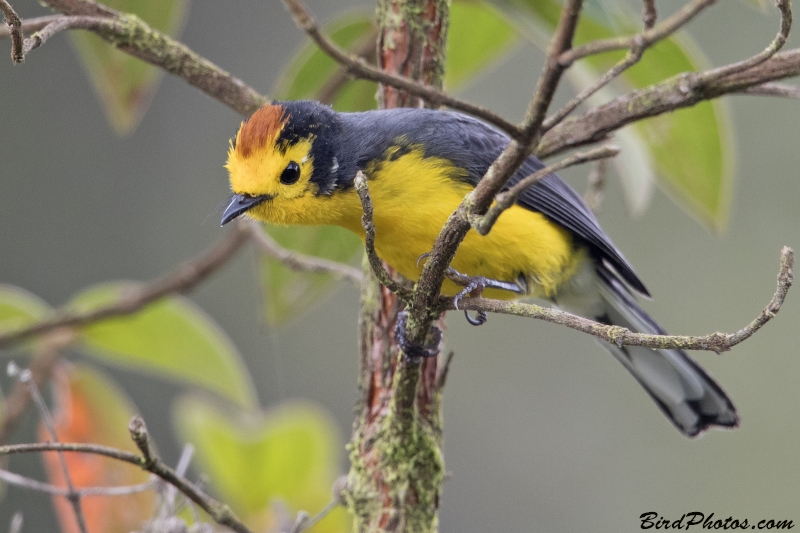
{"left": 220, "top": 194, "right": 271, "bottom": 226}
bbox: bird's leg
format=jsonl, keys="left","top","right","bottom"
{"left": 446, "top": 268, "right": 527, "bottom": 326}
{"left": 394, "top": 310, "right": 442, "bottom": 363}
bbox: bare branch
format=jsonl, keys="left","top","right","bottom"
{"left": 0, "top": 467, "right": 154, "bottom": 496}
{"left": 0, "top": 331, "right": 73, "bottom": 444}
{"left": 470, "top": 145, "right": 619, "bottom": 236}
{"left": 0, "top": 14, "right": 61, "bottom": 39}
{"left": 742, "top": 81, "right": 800, "bottom": 99}
{"left": 316, "top": 28, "right": 378, "bottom": 105}
{"left": 290, "top": 499, "right": 340, "bottom": 533}
{"left": 0, "top": 439, "right": 254, "bottom": 533}
{"left": 20, "top": 4, "right": 266, "bottom": 116}
{"left": 0, "top": 0, "right": 22, "bottom": 63}
{"left": 693, "top": 0, "right": 792, "bottom": 88}
{"left": 354, "top": 171, "right": 412, "bottom": 300}
{"left": 279, "top": 0, "right": 520, "bottom": 137}
{"left": 451, "top": 247, "right": 793, "bottom": 354}
{"left": 642, "top": 0, "right": 657, "bottom": 30}
{"left": 545, "top": 37, "right": 650, "bottom": 131}
{"left": 0, "top": 467, "right": 72, "bottom": 495}
{"left": 245, "top": 221, "right": 363, "bottom": 285}
{"left": 538, "top": 48, "right": 800, "bottom": 158}
{"left": 0, "top": 224, "right": 249, "bottom": 348}
{"left": 21, "top": 15, "right": 97, "bottom": 54}
{"left": 559, "top": 0, "right": 717, "bottom": 66}
{"left": 11, "top": 364, "right": 89, "bottom": 533}
{"left": 8, "top": 512, "right": 22, "bottom": 533}
{"left": 523, "top": 0, "right": 584, "bottom": 137}
{"left": 128, "top": 416, "right": 156, "bottom": 466}
{"left": 435, "top": 350, "right": 455, "bottom": 392}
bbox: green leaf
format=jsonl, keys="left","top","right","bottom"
{"left": 273, "top": 15, "right": 378, "bottom": 112}
{"left": 260, "top": 225, "right": 361, "bottom": 327}
{"left": 175, "top": 397, "right": 349, "bottom": 533}
{"left": 446, "top": 1, "right": 520, "bottom": 90}
{"left": 0, "top": 285, "right": 52, "bottom": 352}
{"left": 69, "top": 0, "right": 190, "bottom": 134}
{"left": 0, "top": 284, "right": 51, "bottom": 332}
{"left": 494, "top": 0, "right": 734, "bottom": 229}
{"left": 69, "top": 283, "right": 257, "bottom": 409}
{"left": 624, "top": 36, "right": 733, "bottom": 229}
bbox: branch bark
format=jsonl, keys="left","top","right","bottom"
{"left": 0, "top": 438, "right": 253, "bottom": 533}
{"left": 451, "top": 246, "right": 793, "bottom": 354}
{"left": 10, "top": 1, "right": 267, "bottom": 116}
{"left": 345, "top": 2, "right": 450, "bottom": 532}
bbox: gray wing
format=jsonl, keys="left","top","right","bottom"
{"left": 425, "top": 111, "right": 650, "bottom": 296}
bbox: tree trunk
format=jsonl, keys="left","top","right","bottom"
{"left": 344, "top": 1, "right": 450, "bottom": 532}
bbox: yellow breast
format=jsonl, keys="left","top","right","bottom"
{"left": 261, "top": 148, "right": 582, "bottom": 300}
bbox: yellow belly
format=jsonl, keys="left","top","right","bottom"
{"left": 334, "top": 150, "right": 582, "bottom": 300}
{"left": 249, "top": 148, "right": 583, "bottom": 299}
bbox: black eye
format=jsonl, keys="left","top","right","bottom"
{"left": 280, "top": 161, "right": 301, "bottom": 185}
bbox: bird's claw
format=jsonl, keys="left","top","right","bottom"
{"left": 394, "top": 310, "right": 442, "bottom": 363}
{"left": 449, "top": 269, "right": 486, "bottom": 311}
{"left": 464, "top": 309, "right": 487, "bottom": 326}
{"left": 416, "top": 252, "right": 431, "bottom": 268}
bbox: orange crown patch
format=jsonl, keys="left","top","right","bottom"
{"left": 236, "top": 104, "right": 287, "bottom": 157}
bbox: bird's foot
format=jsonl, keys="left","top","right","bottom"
{"left": 446, "top": 268, "right": 527, "bottom": 326}
{"left": 394, "top": 310, "right": 442, "bottom": 363}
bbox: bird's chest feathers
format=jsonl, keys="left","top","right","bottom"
{"left": 264, "top": 148, "right": 578, "bottom": 298}
{"left": 332, "top": 149, "right": 577, "bottom": 298}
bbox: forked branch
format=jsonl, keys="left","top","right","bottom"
{"left": 452, "top": 247, "right": 793, "bottom": 354}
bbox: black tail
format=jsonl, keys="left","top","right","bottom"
{"left": 594, "top": 264, "right": 739, "bottom": 437}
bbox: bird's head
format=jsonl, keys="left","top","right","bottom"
{"left": 221, "top": 101, "right": 345, "bottom": 226}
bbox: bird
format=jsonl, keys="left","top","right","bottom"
{"left": 221, "top": 99, "right": 738, "bottom": 438}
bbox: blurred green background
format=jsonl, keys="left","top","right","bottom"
{"left": 1, "top": 0, "right": 798, "bottom": 531}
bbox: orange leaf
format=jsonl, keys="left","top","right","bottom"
{"left": 40, "top": 364, "right": 155, "bottom": 533}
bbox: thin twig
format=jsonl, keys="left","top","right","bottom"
{"left": 128, "top": 416, "right": 156, "bottom": 466}
{"left": 8, "top": 513, "right": 22, "bottom": 533}
{"left": 544, "top": 0, "right": 721, "bottom": 130}
{"left": 245, "top": 221, "right": 363, "bottom": 285}
{"left": 470, "top": 145, "right": 619, "bottom": 236}
{"left": 279, "top": 0, "right": 520, "bottom": 138}
{"left": 0, "top": 0, "right": 22, "bottom": 63}
{"left": 0, "top": 14, "right": 61, "bottom": 39}
{"left": 583, "top": 159, "right": 607, "bottom": 213}
{"left": 742, "top": 81, "right": 800, "bottom": 99}
{"left": 538, "top": 48, "right": 800, "bottom": 158}
{"left": 559, "top": 0, "right": 717, "bottom": 66}
{"left": 692, "top": 0, "right": 792, "bottom": 88}
{"left": 0, "top": 439, "right": 254, "bottom": 533}
{"left": 316, "top": 28, "right": 378, "bottom": 105}
{"left": 642, "top": 0, "right": 657, "bottom": 30}
{"left": 0, "top": 224, "right": 250, "bottom": 348}
{"left": 0, "top": 467, "right": 155, "bottom": 496}
{"left": 290, "top": 499, "right": 340, "bottom": 533}
{"left": 543, "top": 45, "right": 645, "bottom": 131}
{"left": 354, "top": 171, "right": 412, "bottom": 300}
{"left": 450, "top": 246, "right": 793, "bottom": 354}
{"left": 0, "top": 330, "right": 74, "bottom": 444}
{"left": 11, "top": 364, "right": 89, "bottom": 533}
{"left": 17, "top": 5, "right": 267, "bottom": 116}
{"left": 21, "top": 15, "right": 103, "bottom": 54}
{"left": 162, "top": 444, "right": 194, "bottom": 516}
{"left": 523, "top": 0, "right": 584, "bottom": 137}
{"left": 435, "top": 350, "right": 455, "bottom": 392}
